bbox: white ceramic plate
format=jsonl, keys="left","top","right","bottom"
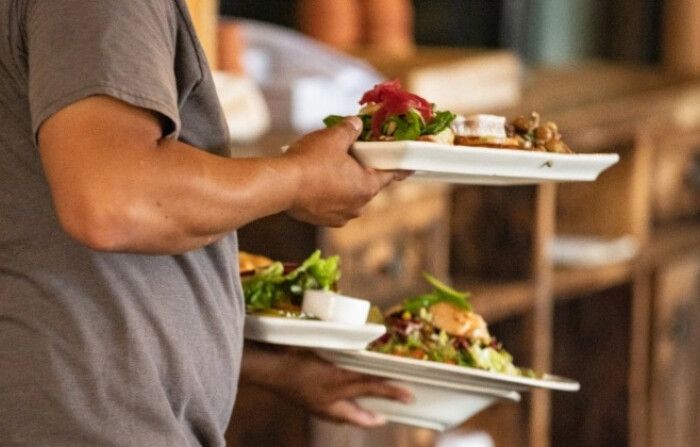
{"left": 356, "top": 377, "right": 520, "bottom": 431}
{"left": 351, "top": 140, "right": 619, "bottom": 185}
{"left": 316, "top": 349, "right": 580, "bottom": 392}
{"left": 244, "top": 315, "right": 386, "bottom": 350}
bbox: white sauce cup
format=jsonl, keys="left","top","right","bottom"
{"left": 302, "top": 290, "right": 371, "bottom": 326}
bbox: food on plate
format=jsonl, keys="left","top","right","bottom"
{"left": 238, "top": 251, "right": 274, "bottom": 272}
{"left": 452, "top": 112, "right": 573, "bottom": 153}
{"left": 322, "top": 79, "right": 574, "bottom": 153}
{"left": 368, "top": 272, "right": 538, "bottom": 377}
{"left": 323, "top": 79, "right": 456, "bottom": 143}
{"left": 451, "top": 114, "right": 521, "bottom": 149}
{"left": 301, "top": 290, "right": 371, "bottom": 326}
{"left": 505, "top": 111, "right": 573, "bottom": 153}
{"left": 240, "top": 250, "right": 341, "bottom": 318}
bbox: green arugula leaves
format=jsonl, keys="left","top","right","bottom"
{"left": 323, "top": 107, "right": 455, "bottom": 142}
{"left": 402, "top": 272, "right": 473, "bottom": 313}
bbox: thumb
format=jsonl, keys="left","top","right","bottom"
{"left": 287, "top": 116, "right": 363, "bottom": 155}
{"left": 327, "top": 116, "right": 363, "bottom": 150}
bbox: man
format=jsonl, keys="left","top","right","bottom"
{"left": 0, "top": 0, "right": 409, "bottom": 445}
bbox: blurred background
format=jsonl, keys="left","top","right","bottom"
{"left": 220, "top": 0, "right": 663, "bottom": 65}
{"left": 186, "top": 1, "right": 700, "bottom": 446}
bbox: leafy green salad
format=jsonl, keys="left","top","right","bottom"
{"left": 323, "top": 79, "right": 455, "bottom": 142}
{"left": 368, "top": 273, "right": 539, "bottom": 377}
{"left": 242, "top": 250, "right": 340, "bottom": 317}
{"left": 240, "top": 250, "right": 538, "bottom": 378}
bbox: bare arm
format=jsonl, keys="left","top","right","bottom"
{"left": 38, "top": 96, "right": 403, "bottom": 254}
{"left": 240, "top": 343, "right": 412, "bottom": 427}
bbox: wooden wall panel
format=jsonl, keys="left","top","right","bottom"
{"left": 663, "top": 0, "right": 700, "bottom": 73}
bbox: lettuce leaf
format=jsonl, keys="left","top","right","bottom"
{"left": 467, "top": 344, "right": 521, "bottom": 375}
{"left": 402, "top": 272, "right": 472, "bottom": 313}
{"left": 323, "top": 106, "right": 455, "bottom": 142}
{"left": 390, "top": 109, "right": 423, "bottom": 141}
{"left": 242, "top": 250, "right": 340, "bottom": 313}
{"left": 422, "top": 109, "right": 456, "bottom": 135}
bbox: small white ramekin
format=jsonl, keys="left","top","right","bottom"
{"left": 302, "top": 290, "right": 370, "bottom": 326}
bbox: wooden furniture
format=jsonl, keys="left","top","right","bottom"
{"left": 647, "top": 240, "right": 700, "bottom": 447}
{"left": 184, "top": 0, "right": 219, "bottom": 64}
{"left": 663, "top": 0, "right": 700, "bottom": 74}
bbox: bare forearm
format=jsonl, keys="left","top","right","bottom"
{"left": 45, "top": 136, "right": 302, "bottom": 254}
{"left": 94, "top": 138, "right": 302, "bottom": 254}
{"left": 239, "top": 342, "right": 286, "bottom": 390}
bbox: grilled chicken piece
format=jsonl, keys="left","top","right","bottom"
{"left": 430, "top": 301, "right": 491, "bottom": 342}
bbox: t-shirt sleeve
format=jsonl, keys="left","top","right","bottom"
{"left": 26, "top": 0, "right": 184, "bottom": 140}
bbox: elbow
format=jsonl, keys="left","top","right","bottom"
{"left": 54, "top": 200, "right": 133, "bottom": 252}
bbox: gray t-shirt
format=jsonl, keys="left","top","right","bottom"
{"left": 0, "top": 1, "right": 245, "bottom": 446}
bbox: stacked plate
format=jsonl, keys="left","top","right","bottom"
{"left": 351, "top": 141, "right": 619, "bottom": 185}
{"left": 244, "top": 315, "right": 385, "bottom": 350}
{"left": 244, "top": 315, "right": 580, "bottom": 431}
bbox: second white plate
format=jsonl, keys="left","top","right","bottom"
{"left": 351, "top": 140, "right": 619, "bottom": 185}
{"left": 244, "top": 315, "right": 386, "bottom": 350}
{"left": 354, "top": 377, "right": 520, "bottom": 431}
{"left": 316, "top": 349, "right": 580, "bottom": 392}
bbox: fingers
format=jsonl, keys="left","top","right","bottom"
{"left": 308, "top": 359, "right": 413, "bottom": 403}
{"left": 328, "top": 377, "right": 413, "bottom": 404}
{"left": 322, "top": 400, "right": 388, "bottom": 428}
{"left": 366, "top": 168, "right": 414, "bottom": 189}
{"left": 393, "top": 169, "right": 414, "bottom": 181}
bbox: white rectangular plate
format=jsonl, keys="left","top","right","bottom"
{"left": 244, "top": 315, "right": 386, "bottom": 350}
{"left": 316, "top": 349, "right": 580, "bottom": 393}
{"left": 351, "top": 141, "right": 619, "bottom": 185}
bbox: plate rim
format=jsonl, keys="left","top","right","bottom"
{"left": 318, "top": 349, "right": 580, "bottom": 392}
{"left": 314, "top": 351, "right": 523, "bottom": 401}
{"left": 353, "top": 139, "right": 620, "bottom": 160}
{"left": 351, "top": 140, "right": 619, "bottom": 185}
{"left": 244, "top": 314, "right": 386, "bottom": 332}
{"left": 243, "top": 314, "right": 387, "bottom": 350}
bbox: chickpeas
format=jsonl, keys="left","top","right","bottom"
{"left": 507, "top": 112, "right": 572, "bottom": 153}
{"left": 534, "top": 125, "right": 553, "bottom": 145}
{"left": 510, "top": 111, "right": 540, "bottom": 133}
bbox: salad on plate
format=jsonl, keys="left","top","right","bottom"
{"left": 368, "top": 272, "right": 539, "bottom": 378}
{"left": 240, "top": 250, "right": 341, "bottom": 318}
{"left": 323, "top": 78, "right": 574, "bottom": 154}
